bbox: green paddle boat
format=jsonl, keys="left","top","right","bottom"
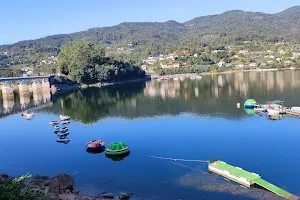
{"left": 244, "top": 99, "right": 257, "bottom": 108}
{"left": 105, "top": 142, "right": 130, "bottom": 156}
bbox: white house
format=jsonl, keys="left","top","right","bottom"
{"left": 217, "top": 62, "right": 226, "bottom": 67}
{"left": 236, "top": 64, "right": 244, "bottom": 68}
{"left": 249, "top": 63, "right": 258, "bottom": 67}
{"left": 260, "top": 63, "right": 267, "bottom": 66}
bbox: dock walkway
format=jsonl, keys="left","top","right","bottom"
{"left": 209, "top": 160, "right": 298, "bottom": 199}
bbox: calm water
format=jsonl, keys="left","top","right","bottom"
{"left": 1, "top": 70, "right": 300, "bottom": 200}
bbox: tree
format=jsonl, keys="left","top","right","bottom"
{"left": 58, "top": 42, "right": 145, "bottom": 84}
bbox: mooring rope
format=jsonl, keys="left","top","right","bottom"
{"left": 139, "top": 154, "right": 209, "bottom": 163}
{"left": 169, "top": 161, "right": 207, "bottom": 173}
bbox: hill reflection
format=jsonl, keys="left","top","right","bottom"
{"left": 37, "top": 70, "right": 300, "bottom": 124}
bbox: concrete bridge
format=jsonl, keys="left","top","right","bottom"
{"left": 0, "top": 76, "right": 55, "bottom": 114}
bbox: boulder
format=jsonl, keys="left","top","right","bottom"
{"left": 23, "top": 176, "right": 50, "bottom": 186}
{"left": 49, "top": 178, "right": 60, "bottom": 194}
{"left": 81, "top": 195, "right": 97, "bottom": 200}
{"left": 49, "top": 194, "right": 59, "bottom": 200}
{"left": 118, "top": 193, "right": 129, "bottom": 200}
{"left": 101, "top": 193, "right": 114, "bottom": 199}
{"left": 72, "top": 188, "right": 80, "bottom": 194}
{"left": 58, "top": 193, "right": 78, "bottom": 200}
{"left": 65, "top": 189, "right": 71, "bottom": 193}
{"left": 1, "top": 173, "right": 8, "bottom": 179}
{"left": 56, "top": 174, "right": 74, "bottom": 190}
{"left": 0, "top": 173, "right": 9, "bottom": 181}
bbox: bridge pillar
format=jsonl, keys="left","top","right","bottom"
{"left": 1, "top": 85, "right": 14, "bottom": 97}
{"left": 33, "top": 90, "right": 43, "bottom": 106}
{"left": 2, "top": 96, "right": 14, "bottom": 114}
{"left": 42, "top": 80, "right": 50, "bottom": 90}
{"left": 18, "top": 83, "right": 29, "bottom": 94}
{"left": 32, "top": 81, "right": 42, "bottom": 92}
{"left": 42, "top": 90, "right": 51, "bottom": 103}
{"left": 20, "top": 92, "right": 30, "bottom": 109}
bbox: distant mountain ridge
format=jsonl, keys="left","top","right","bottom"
{"left": 1, "top": 6, "right": 300, "bottom": 68}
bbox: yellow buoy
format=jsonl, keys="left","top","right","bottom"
{"left": 237, "top": 103, "right": 241, "bottom": 108}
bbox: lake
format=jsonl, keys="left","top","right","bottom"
{"left": 1, "top": 70, "right": 300, "bottom": 200}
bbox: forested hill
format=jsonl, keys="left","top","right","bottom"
{"left": 1, "top": 6, "right": 300, "bottom": 68}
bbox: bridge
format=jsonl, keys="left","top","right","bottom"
{"left": 0, "top": 76, "right": 55, "bottom": 114}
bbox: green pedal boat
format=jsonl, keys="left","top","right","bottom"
{"left": 105, "top": 142, "right": 130, "bottom": 156}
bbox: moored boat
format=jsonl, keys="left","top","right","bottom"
{"left": 244, "top": 99, "right": 257, "bottom": 108}
{"left": 254, "top": 105, "right": 267, "bottom": 112}
{"left": 59, "top": 115, "right": 70, "bottom": 121}
{"left": 60, "top": 120, "right": 70, "bottom": 125}
{"left": 57, "top": 132, "right": 69, "bottom": 137}
{"left": 105, "top": 142, "right": 130, "bottom": 156}
{"left": 86, "top": 140, "right": 106, "bottom": 149}
{"left": 22, "top": 112, "right": 34, "bottom": 119}
{"left": 56, "top": 138, "right": 70, "bottom": 144}
{"left": 49, "top": 121, "right": 60, "bottom": 126}
{"left": 291, "top": 107, "right": 300, "bottom": 113}
{"left": 267, "top": 109, "right": 280, "bottom": 116}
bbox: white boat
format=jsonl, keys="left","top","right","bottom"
{"left": 254, "top": 105, "right": 266, "bottom": 112}
{"left": 196, "top": 76, "right": 202, "bottom": 80}
{"left": 173, "top": 77, "right": 179, "bottom": 81}
{"left": 59, "top": 115, "right": 70, "bottom": 121}
{"left": 180, "top": 77, "right": 185, "bottom": 80}
{"left": 60, "top": 120, "right": 70, "bottom": 125}
{"left": 190, "top": 76, "right": 196, "bottom": 80}
{"left": 291, "top": 107, "right": 300, "bottom": 113}
{"left": 57, "top": 132, "right": 69, "bottom": 137}
{"left": 267, "top": 109, "right": 279, "bottom": 116}
{"left": 22, "top": 112, "right": 34, "bottom": 119}
{"left": 56, "top": 138, "right": 70, "bottom": 144}
{"left": 49, "top": 121, "right": 60, "bottom": 126}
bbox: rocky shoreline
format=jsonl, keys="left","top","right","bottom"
{"left": 1, "top": 173, "right": 130, "bottom": 200}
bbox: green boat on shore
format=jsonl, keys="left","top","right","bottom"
{"left": 105, "top": 142, "right": 130, "bottom": 156}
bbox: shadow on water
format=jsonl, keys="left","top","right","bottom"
{"left": 105, "top": 151, "right": 130, "bottom": 162}
{"left": 86, "top": 147, "right": 105, "bottom": 154}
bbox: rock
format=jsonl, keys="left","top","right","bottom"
{"left": 65, "top": 189, "right": 71, "bottom": 193}
{"left": 118, "top": 193, "right": 129, "bottom": 200}
{"left": 81, "top": 195, "right": 97, "bottom": 200}
{"left": 101, "top": 193, "right": 114, "bottom": 199}
{"left": 22, "top": 175, "right": 51, "bottom": 188}
{"left": 49, "top": 194, "right": 59, "bottom": 200}
{"left": 72, "top": 188, "right": 79, "bottom": 194}
{"left": 56, "top": 174, "right": 74, "bottom": 190}
{"left": 58, "top": 193, "right": 78, "bottom": 200}
{"left": 43, "top": 179, "right": 51, "bottom": 187}
{"left": 35, "top": 175, "right": 50, "bottom": 179}
{"left": 1, "top": 173, "right": 8, "bottom": 179}
{"left": 49, "top": 177, "right": 60, "bottom": 194}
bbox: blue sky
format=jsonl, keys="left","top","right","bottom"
{"left": 1, "top": 0, "right": 299, "bottom": 45}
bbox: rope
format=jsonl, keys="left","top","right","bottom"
{"left": 140, "top": 154, "right": 209, "bottom": 163}
{"left": 170, "top": 161, "right": 207, "bottom": 174}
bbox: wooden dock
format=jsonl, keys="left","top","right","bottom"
{"left": 209, "top": 160, "right": 298, "bottom": 199}
{"left": 285, "top": 109, "right": 300, "bottom": 117}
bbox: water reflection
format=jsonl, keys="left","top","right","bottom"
{"left": 0, "top": 89, "right": 53, "bottom": 118}
{"left": 86, "top": 148, "right": 105, "bottom": 154}
{"left": 105, "top": 152, "right": 130, "bottom": 162}
{"left": 4, "top": 70, "right": 300, "bottom": 124}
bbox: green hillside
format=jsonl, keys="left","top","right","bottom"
{"left": 1, "top": 6, "right": 300, "bottom": 71}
